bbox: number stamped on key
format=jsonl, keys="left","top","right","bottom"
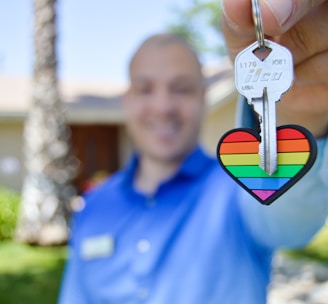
{"left": 235, "top": 40, "right": 293, "bottom": 102}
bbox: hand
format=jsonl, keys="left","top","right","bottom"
{"left": 221, "top": 0, "right": 328, "bottom": 137}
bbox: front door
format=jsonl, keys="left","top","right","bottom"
{"left": 69, "top": 124, "right": 120, "bottom": 192}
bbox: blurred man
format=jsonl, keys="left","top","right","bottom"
{"left": 59, "top": 1, "right": 328, "bottom": 303}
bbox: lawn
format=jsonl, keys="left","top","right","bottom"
{"left": 0, "top": 225, "right": 327, "bottom": 304}
{"left": 0, "top": 240, "right": 66, "bottom": 304}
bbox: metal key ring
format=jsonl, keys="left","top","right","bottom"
{"left": 251, "top": 0, "right": 265, "bottom": 49}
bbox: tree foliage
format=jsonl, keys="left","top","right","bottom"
{"left": 168, "top": 0, "right": 226, "bottom": 57}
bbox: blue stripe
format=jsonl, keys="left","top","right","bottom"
{"left": 238, "top": 177, "right": 290, "bottom": 190}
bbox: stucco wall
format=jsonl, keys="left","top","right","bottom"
{"left": 0, "top": 96, "right": 238, "bottom": 192}
{"left": 0, "top": 122, "right": 25, "bottom": 191}
{"left": 201, "top": 96, "right": 238, "bottom": 156}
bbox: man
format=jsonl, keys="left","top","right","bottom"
{"left": 59, "top": 1, "right": 328, "bottom": 303}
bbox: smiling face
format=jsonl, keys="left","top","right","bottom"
{"left": 123, "top": 35, "right": 205, "bottom": 165}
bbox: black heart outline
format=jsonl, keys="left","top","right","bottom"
{"left": 216, "top": 125, "right": 317, "bottom": 205}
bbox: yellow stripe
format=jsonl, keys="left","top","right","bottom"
{"left": 278, "top": 152, "right": 310, "bottom": 165}
{"left": 220, "top": 152, "right": 310, "bottom": 166}
{"left": 220, "top": 153, "right": 260, "bottom": 166}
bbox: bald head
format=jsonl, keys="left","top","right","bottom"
{"left": 123, "top": 33, "right": 206, "bottom": 166}
{"left": 128, "top": 33, "right": 202, "bottom": 79}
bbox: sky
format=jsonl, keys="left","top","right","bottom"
{"left": 0, "top": 0, "right": 216, "bottom": 83}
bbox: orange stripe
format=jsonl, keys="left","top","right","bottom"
{"left": 278, "top": 139, "right": 310, "bottom": 152}
{"left": 220, "top": 141, "right": 259, "bottom": 154}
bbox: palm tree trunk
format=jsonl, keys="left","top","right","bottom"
{"left": 15, "top": 0, "right": 77, "bottom": 245}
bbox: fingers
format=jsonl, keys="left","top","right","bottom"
{"left": 278, "top": 2, "right": 328, "bottom": 64}
{"left": 261, "top": 0, "right": 326, "bottom": 32}
{"left": 294, "top": 51, "right": 328, "bottom": 86}
{"left": 221, "top": 1, "right": 253, "bottom": 59}
{"left": 277, "top": 84, "right": 328, "bottom": 137}
{"left": 221, "top": 0, "right": 284, "bottom": 60}
{"left": 221, "top": 0, "right": 327, "bottom": 60}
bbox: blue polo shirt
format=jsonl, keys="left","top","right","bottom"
{"left": 59, "top": 139, "right": 328, "bottom": 303}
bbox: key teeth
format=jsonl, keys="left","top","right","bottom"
{"left": 258, "top": 141, "right": 266, "bottom": 171}
{"left": 259, "top": 162, "right": 276, "bottom": 176}
{"left": 258, "top": 133, "right": 277, "bottom": 176}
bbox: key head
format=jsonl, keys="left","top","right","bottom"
{"left": 235, "top": 40, "right": 293, "bottom": 103}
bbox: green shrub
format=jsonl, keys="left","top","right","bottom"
{"left": 292, "top": 224, "right": 328, "bottom": 264}
{"left": 0, "top": 188, "right": 20, "bottom": 240}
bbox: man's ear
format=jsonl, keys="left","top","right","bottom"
{"left": 201, "top": 85, "right": 207, "bottom": 106}
{"left": 122, "top": 88, "right": 131, "bottom": 111}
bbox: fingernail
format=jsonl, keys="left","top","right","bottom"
{"left": 221, "top": 0, "right": 240, "bottom": 32}
{"left": 263, "top": 0, "right": 295, "bottom": 26}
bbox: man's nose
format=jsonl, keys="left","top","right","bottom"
{"left": 151, "top": 88, "right": 176, "bottom": 113}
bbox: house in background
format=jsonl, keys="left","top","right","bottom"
{"left": 0, "top": 58, "right": 238, "bottom": 192}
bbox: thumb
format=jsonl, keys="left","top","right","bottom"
{"left": 262, "top": 0, "right": 326, "bottom": 31}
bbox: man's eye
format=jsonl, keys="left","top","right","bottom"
{"left": 133, "top": 86, "right": 152, "bottom": 95}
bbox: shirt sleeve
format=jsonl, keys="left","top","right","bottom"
{"left": 236, "top": 96, "right": 328, "bottom": 249}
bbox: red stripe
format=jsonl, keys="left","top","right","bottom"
{"left": 278, "top": 128, "right": 306, "bottom": 140}
{"left": 223, "top": 131, "right": 258, "bottom": 143}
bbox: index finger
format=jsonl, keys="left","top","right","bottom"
{"left": 221, "top": 0, "right": 326, "bottom": 60}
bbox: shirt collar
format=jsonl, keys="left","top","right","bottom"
{"left": 177, "top": 146, "right": 214, "bottom": 178}
{"left": 122, "top": 145, "right": 214, "bottom": 186}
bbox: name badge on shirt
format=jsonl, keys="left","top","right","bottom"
{"left": 81, "top": 234, "right": 114, "bottom": 260}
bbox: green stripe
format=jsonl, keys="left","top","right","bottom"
{"left": 225, "top": 165, "right": 304, "bottom": 178}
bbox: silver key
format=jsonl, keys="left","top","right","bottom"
{"left": 235, "top": 39, "right": 293, "bottom": 175}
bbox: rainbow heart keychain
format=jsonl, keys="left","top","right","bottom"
{"left": 217, "top": 125, "right": 317, "bottom": 205}
{"left": 217, "top": 0, "right": 317, "bottom": 205}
